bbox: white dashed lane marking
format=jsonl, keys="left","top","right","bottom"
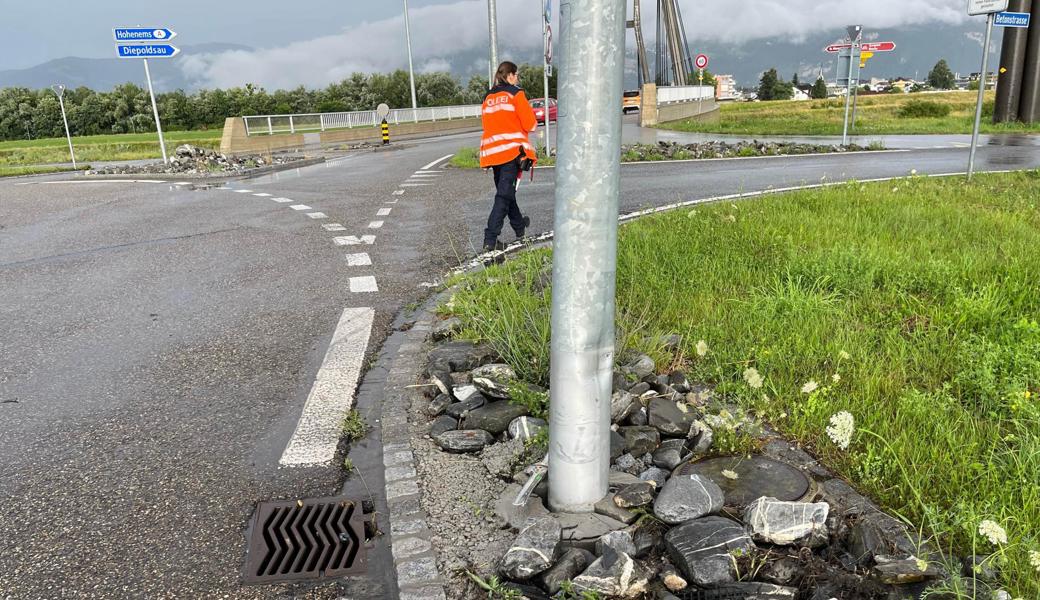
{"left": 307, "top": 212, "right": 328, "bottom": 219}
{"left": 323, "top": 224, "right": 347, "bottom": 232}
{"left": 279, "top": 307, "right": 375, "bottom": 467}
{"left": 385, "top": 199, "right": 398, "bottom": 204}
{"left": 420, "top": 153, "right": 455, "bottom": 170}
{"left": 377, "top": 208, "right": 392, "bottom": 216}
{"left": 290, "top": 204, "right": 312, "bottom": 211}
{"left": 234, "top": 189, "right": 253, "bottom": 194}
{"left": 349, "top": 276, "right": 379, "bottom": 293}
{"left": 392, "top": 190, "right": 405, "bottom": 196}
{"left": 368, "top": 221, "right": 384, "bottom": 229}
{"left": 410, "top": 172, "right": 442, "bottom": 177}
{"left": 273, "top": 197, "right": 293, "bottom": 203}
{"left": 334, "top": 235, "right": 376, "bottom": 246}
{"left": 253, "top": 193, "right": 273, "bottom": 197}
{"left": 345, "top": 253, "right": 372, "bottom": 266}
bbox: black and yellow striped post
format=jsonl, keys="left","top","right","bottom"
{"left": 381, "top": 119, "right": 390, "bottom": 145}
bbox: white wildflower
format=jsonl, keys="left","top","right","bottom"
{"left": 696, "top": 340, "right": 709, "bottom": 357}
{"left": 839, "top": 350, "right": 851, "bottom": 360}
{"left": 721, "top": 469, "right": 739, "bottom": 480}
{"left": 915, "top": 557, "right": 928, "bottom": 572}
{"left": 825, "top": 411, "right": 855, "bottom": 451}
{"left": 832, "top": 373, "right": 841, "bottom": 383}
{"left": 978, "top": 520, "right": 1008, "bottom": 546}
{"left": 801, "top": 380, "right": 819, "bottom": 394}
{"left": 1028, "top": 549, "right": 1040, "bottom": 572}
{"left": 892, "top": 187, "right": 899, "bottom": 193}
{"left": 910, "top": 169, "right": 918, "bottom": 176}
{"left": 743, "top": 367, "right": 764, "bottom": 389}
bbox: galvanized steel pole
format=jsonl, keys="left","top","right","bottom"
{"left": 51, "top": 85, "right": 76, "bottom": 169}
{"left": 548, "top": 0, "right": 625, "bottom": 513}
{"left": 969, "top": 13, "right": 995, "bottom": 180}
{"left": 488, "top": 0, "right": 500, "bottom": 86}
{"left": 403, "top": 0, "right": 419, "bottom": 121}
{"left": 542, "top": 0, "right": 552, "bottom": 155}
{"left": 143, "top": 59, "right": 168, "bottom": 164}
{"left": 841, "top": 49, "right": 855, "bottom": 145}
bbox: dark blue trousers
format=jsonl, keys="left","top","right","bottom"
{"left": 484, "top": 158, "right": 525, "bottom": 247}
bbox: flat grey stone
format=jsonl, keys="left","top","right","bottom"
{"left": 639, "top": 466, "right": 670, "bottom": 486}
{"left": 610, "top": 390, "right": 638, "bottom": 423}
{"left": 385, "top": 465, "right": 417, "bottom": 483}
{"left": 608, "top": 470, "right": 644, "bottom": 490}
{"left": 471, "top": 363, "right": 516, "bottom": 399}
{"left": 399, "top": 586, "right": 446, "bottom": 600}
{"left": 391, "top": 536, "right": 433, "bottom": 561}
{"left": 620, "top": 426, "right": 660, "bottom": 456}
{"left": 433, "top": 429, "right": 493, "bottom": 453}
{"left": 444, "top": 396, "right": 486, "bottom": 419}
{"left": 648, "top": 397, "right": 698, "bottom": 436}
{"left": 610, "top": 429, "right": 626, "bottom": 460}
{"left": 537, "top": 548, "right": 594, "bottom": 595}
{"left": 500, "top": 516, "right": 562, "bottom": 580}
{"left": 653, "top": 473, "right": 724, "bottom": 524}
{"left": 494, "top": 483, "right": 550, "bottom": 530}
{"left": 427, "top": 340, "right": 497, "bottom": 372}
{"left": 463, "top": 400, "right": 528, "bottom": 434}
{"left": 596, "top": 529, "right": 636, "bottom": 557}
{"left": 664, "top": 516, "right": 754, "bottom": 586}
{"left": 555, "top": 512, "right": 628, "bottom": 551}
{"left": 621, "top": 354, "right": 655, "bottom": 379}
{"left": 386, "top": 479, "right": 420, "bottom": 499}
{"left": 594, "top": 495, "right": 638, "bottom": 525}
{"left": 613, "top": 481, "right": 656, "bottom": 508}
{"left": 652, "top": 438, "right": 695, "bottom": 470}
{"left": 572, "top": 547, "right": 649, "bottom": 598}
{"left": 428, "top": 415, "right": 458, "bottom": 438}
{"left": 396, "top": 555, "right": 440, "bottom": 587}
{"left": 508, "top": 416, "right": 548, "bottom": 441}
{"left": 426, "top": 393, "right": 453, "bottom": 417}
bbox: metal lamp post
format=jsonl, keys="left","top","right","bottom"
{"left": 50, "top": 85, "right": 77, "bottom": 168}
{"left": 542, "top": 0, "right": 552, "bottom": 155}
{"left": 403, "top": 0, "right": 419, "bottom": 122}
{"left": 488, "top": 0, "right": 500, "bottom": 86}
{"left": 548, "top": 0, "right": 626, "bottom": 513}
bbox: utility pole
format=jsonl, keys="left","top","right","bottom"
{"left": 488, "top": 0, "right": 500, "bottom": 86}
{"left": 548, "top": 0, "right": 625, "bottom": 513}
{"left": 403, "top": 0, "right": 419, "bottom": 122}
{"left": 50, "top": 84, "right": 76, "bottom": 168}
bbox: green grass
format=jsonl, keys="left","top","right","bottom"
{"left": 661, "top": 91, "right": 1040, "bottom": 136}
{"left": 449, "top": 146, "right": 555, "bottom": 169}
{"left": 0, "top": 130, "right": 222, "bottom": 167}
{"left": 0, "top": 165, "right": 90, "bottom": 178}
{"left": 442, "top": 172, "right": 1040, "bottom": 597}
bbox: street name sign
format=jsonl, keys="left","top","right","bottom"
{"left": 116, "top": 44, "right": 180, "bottom": 58}
{"left": 113, "top": 28, "right": 176, "bottom": 41}
{"left": 994, "top": 11, "right": 1030, "bottom": 26}
{"left": 968, "top": 0, "right": 1009, "bottom": 15}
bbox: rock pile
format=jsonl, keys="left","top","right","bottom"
{"left": 422, "top": 336, "right": 1003, "bottom": 599}
{"left": 87, "top": 144, "right": 307, "bottom": 176}
{"left": 620, "top": 140, "right": 875, "bottom": 162}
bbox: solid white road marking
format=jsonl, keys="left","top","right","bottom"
{"left": 368, "top": 221, "right": 384, "bottom": 229}
{"left": 28, "top": 180, "right": 168, "bottom": 185}
{"left": 392, "top": 190, "right": 405, "bottom": 195}
{"left": 307, "top": 212, "right": 328, "bottom": 219}
{"left": 349, "top": 276, "right": 379, "bottom": 293}
{"left": 234, "top": 189, "right": 253, "bottom": 193}
{"left": 290, "top": 204, "right": 312, "bottom": 211}
{"left": 253, "top": 193, "right": 273, "bottom": 197}
{"left": 273, "top": 197, "right": 293, "bottom": 203}
{"left": 421, "top": 154, "right": 455, "bottom": 170}
{"left": 401, "top": 183, "right": 430, "bottom": 187}
{"left": 279, "top": 306, "right": 375, "bottom": 467}
{"left": 333, "top": 235, "right": 376, "bottom": 246}
{"left": 345, "top": 253, "right": 372, "bottom": 266}
{"left": 322, "top": 223, "right": 347, "bottom": 232}
{"left": 377, "top": 208, "right": 392, "bottom": 216}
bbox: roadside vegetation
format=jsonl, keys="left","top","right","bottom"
{"left": 441, "top": 172, "right": 1040, "bottom": 597}
{"left": 450, "top": 145, "right": 556, "bottom": 169}
{"left": 0, "top": 164, "right": 91, "bottom": 178}
{"left": 0, "top": 131, "right": 221, "bottom": 167}
{"left": 661, "top": 91, "right": 1040, "bottom": 136}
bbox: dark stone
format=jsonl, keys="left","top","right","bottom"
{"left": 620, "top": 426, "right": 660, "bottom": 456}
{"left": 572, "top": 547, "right": 649, "bottom": 598}
{"left": 621, "top": 354, "right": 655, "bottom": 379}
{"left": 647, "top": 397, "right": 698, "bottom": 436}
{"left": 638, "top": 466, "right": 670, "bottom": 486}
{"left": 428, "top": 366, "right": 454, "bottom": 397}
{"left": 500, "top": 582, "right": 550, "bottom": 600}
{"left": 472, "top": 363, "right": 517, "bottom": 399}
{"left": 668, "top": 371, "right": 691, "bottom": 393}
{"left": 555, "top": 513, "right": 627, "bottom": 551}
{"left": 677, "top": 456, "right": 811, "bottom": 508}
{"left": 463, "top": 401, "right": 528, "bottom": 434}
{"left": 500, "top": 516, "right": 562, "bottom": 580}
{"left": 596, "top": 529, "right": 636, "bottom": 556}
{"left": 609, "top": 430, "right": 625, "bottom": 460}
{"left": 627, "top": 521, "right": 662, "bottom": 558}
{"left": 536, "top": 548, "right": 593, "bottom": 595}
{"left": 444, "top": 395, "right": 487, "bottom": 419}
{"left": 652, "top": 438, "right": 695, "bottom": 470}
{"left": 427, "top": 340, "right": 497, "bottom": 372}
{"left": 428, "top": 415, "right": 458, "bottom": 438}
{"left": 962, "top": 555, "right": 999, "bottom": 583}
{"left": 593, "top": 495, "right": 638, "bottom": 525}
{"left": 613, "top": 453, "right": 645, "bottom": 475}
{"left": 664, "top": 516, "right": 754, "bottom": 586}
{"left": 610, "top": 391, "right": 638, "bottom": 423}
{"left": 613, "top": 481, "right": 656, "bottom": 508}
{"left": 873, "top": 554, "right": 942, "bottom": 584}
{"left": 704, "top": 583, "right": 798, "bottom": 599}
{"left": 433, "top": 429, "right": 494, "bottom": 453}
{"left": 608, "top": 470, "right": 644, "bottom": 490}
{"left": 849, "top": 510, "right": 919, "bottom": 566}
{"left": 625, "top": 407, "right": 648, "bottom": 426}
{"left": 427, "top": 393, "right": 453, "bottom": 417}
{"left": 612, "top": 371, "right": 630, "bottom": 392}
{"left": 431, "top": 317, "right": 461, "bottom": 341}
{"left": 816, "top": 478, "right": 877, "bottom": 517}
{"left": 508, "top": 416, "right": 548, "bottom": 442}
{"left": 653, "top": 473, "right": 724, "bottom": 524}
{"left": 762, "top": 439, "right": 832, "bottom": 480}
{"left": 760, "top": 556, "right": 806, "bottom": 587}
{"left": 628, "top": 382, "right": 651, "bottom": 396}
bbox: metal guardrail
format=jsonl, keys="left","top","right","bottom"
{"left": 657, "top": 85, "right": 715, "bottom": 104}
{"left": 242, "top": 104, "right": 483, "bottom": 136}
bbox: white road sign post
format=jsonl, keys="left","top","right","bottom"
{"left": 967, "top": 1, "right": 1005, "bottom": 179}
{"left": 50, "top": 85, "right": 76, "bottom": 168}
{"left": 114, "top": 27, "right": 179, "bottom": 165}
{"left": 841, "top": 25, "right": 862, "bottom": 146}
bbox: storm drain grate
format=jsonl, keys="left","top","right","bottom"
{"left": 242, "top": 495, "right": 366, "bottom": 584}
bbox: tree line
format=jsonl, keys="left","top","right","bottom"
{"left": 0, "top": 64, "right": 559, "bottom": 142}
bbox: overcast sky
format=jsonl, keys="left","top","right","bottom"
{"left": 1, "top": 0, "right": 980, "bottom": 85}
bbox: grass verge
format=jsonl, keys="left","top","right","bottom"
{"left": 0, "top": 130, "right": 222, "bottom": 167}
{"left": 450, "top": 146, "right": 556, "bottom": 170}
{"left": 0, "top": 165, "right": 90, "bottom": 178}
{"left": 661, "top": 91, "right": 1040, "bottom": 136}
{"left": 442, "top": 171, "right": 1040, "bottom": 597}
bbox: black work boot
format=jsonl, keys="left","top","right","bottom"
{"left": 514, "top": 216, "right": 531, "bottom": 239}
{"left": 481, "top": 240, "right": 507, "bottom": 265}
{"left": 482, "top": 240, "right": 507, "bottom": 253}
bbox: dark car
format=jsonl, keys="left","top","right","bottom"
{"left": 529, "top": 98, "right": 558, "bottom": 123}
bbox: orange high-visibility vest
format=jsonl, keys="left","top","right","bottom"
{"left": 479, "top": 84, "right": 539, "bottom": 169}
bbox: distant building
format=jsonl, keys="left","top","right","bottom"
{"left": 715, "top": 75, "right": 739, "bottom": 100}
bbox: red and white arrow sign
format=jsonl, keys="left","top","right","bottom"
{"left": 825, "top": 43, "right": 853, "bottom": 53}
{"left": 860, "top": 41, "right": 896, "bottom": 52}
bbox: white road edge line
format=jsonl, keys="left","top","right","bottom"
{"left": 349, "top": 276, "right": 379, "bottom": 293}
{"left": 420, "top": 154, "right": 455, "bottom": 170}
{"left": 279, "top": 307, "right": 375, "bottom": 467}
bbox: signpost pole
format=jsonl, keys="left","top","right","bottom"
{"left": 403, "top": 0, "right": 419, "bottom": 123}
{"left": 548, "top": 0, "right": 625, "bottom": 514}
{"left": 969, "top": 12, "right": 996, "bottom": 180}
{"left": 850, "top": 57, "right": 862, "bottom": 132}
{"left": 698, "top": 68, "right": 704, "bottom": 113}
{"left": 841, "top": 49, "right": 855, "bottom": 144}
{"left": 542, "top": 0, "right": 552, "bottom": 155}
{"left": 142, "top": 59, "right": 168, "bottom": 164}
{"left": 488, "top": 0, "right": 500, "bottom": 86}
{"left": 51, "top": 85, "right": 76, "bottom": 169}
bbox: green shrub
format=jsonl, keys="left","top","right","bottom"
{"left": 898, "top": 99, "right": 952, "bottom": 118}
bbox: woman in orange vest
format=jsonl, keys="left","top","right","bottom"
{"left": 479, "top": 61, "right": 539, "bottom": 252}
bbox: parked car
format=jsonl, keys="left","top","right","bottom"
{"left": 529, "top": 97, "right": 558, "bottom": 123}
{"left": 622, "top": 90, "right": 641, "bottom": 113}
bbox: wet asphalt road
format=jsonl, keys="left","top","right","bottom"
{"left": 2, "top": 130, "right": 1040, "bottom": 599}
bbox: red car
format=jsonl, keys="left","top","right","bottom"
{"left": 529, "top": 98, "right": 558, "bottom": 123}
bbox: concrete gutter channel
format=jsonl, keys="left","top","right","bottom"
{"left": 340, "top": 166, "right": 1027, "bottom": 599}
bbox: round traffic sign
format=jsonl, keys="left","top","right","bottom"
{"left": 153, "top": 29, "right": 167, "bottom": 39}
{"left": 695, "top": 53, "right": 709, "bottom": 70}
{"left": 376, "top": 103, "right": 390, "bottom": 120}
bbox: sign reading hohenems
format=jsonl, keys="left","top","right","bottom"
{"left": 113, "top": 28, "right": 176, "bottom": 42}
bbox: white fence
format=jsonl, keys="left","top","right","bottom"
{"left": 657, "top": 85, "right": 715, "bottom": 104}
{"left": 242, "top": 104, "right": 483, "bottom": 136}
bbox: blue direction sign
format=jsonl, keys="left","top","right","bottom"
{"left": 994, "top": 11, "right": 1031, "bottom": 26}
{"left": 116, "top": 44, "right": 180, "bottom": 58}
{"left": 113, "top": 27, "right": 176, "bottom": 42}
